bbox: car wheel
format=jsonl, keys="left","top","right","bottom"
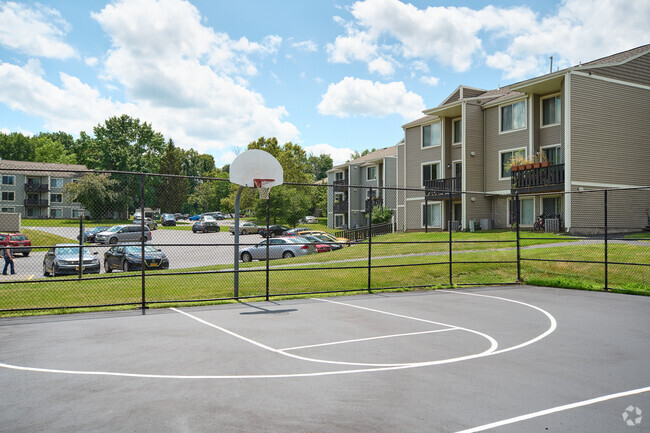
{"left": 282, "top": 251, "right": 294, "bottom": 259}
{"left": 216, "top": 226, "right": 221, "bottom": 232}
{"left": 51, "top": 265, "right": 57, "bottom": 278}
{"left": 242, "top": 229, "right": 247, "bottom": 235}
{"left": 123, "top": 261, "right": 130, "bottom": 272}
{"left": 109, "top": 237, "right": 118, "bottom": 244}
{"left": 104, "top": 261, "right": 112, "bottom": 273}
{"left": 43, "top": 263, "right": 50, "bottom": 277}
{"left": 241, "top": 252, "right": 252, "bottom": 262}
{"left": 23, "top": 252, "right": 29, "bottom": 257}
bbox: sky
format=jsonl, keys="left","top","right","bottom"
{"left": 0, "top": 0, "right": 648, "bottom": 168}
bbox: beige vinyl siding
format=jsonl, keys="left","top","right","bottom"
{"left": 464, "top": 102, "right": 491, "bottom": 222}
{"left": 588, "top": 52, "right": 650, "bottom": 87}
{"left": 484, "top": 105, "right": 530, "bottom": 192}
{"left": 570, "top": 74, "right": 650, "bottom": 186}
{"left": 463, "top": 88, "right": 485, "bottom": 98}
{"left": 405, "top": 125, "right": 442, "bottom": 188}
{"left": 446, "top": 89, "right": 461, "bottom": 104}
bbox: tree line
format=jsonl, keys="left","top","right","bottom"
{"left": 0, "top": 115, "right": 333, "bottom": 223}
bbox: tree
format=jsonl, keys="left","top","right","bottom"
{"left": 187, "top": 170, "right": 231, "bottom": 213}
{"left": 307, "top": 154, "right": 333, "bottom": 181}
{"left": 370, "top": 206, "right": 394, "bottom": 224}
{"left": 349, "top": 148, "right": 376, "bottom": 161}
{"left": 63, "top": 173, "right": 124, "bottom": 220}
{"left": 33, "top": 136, "right": 76, "bottom": 164}
{"left": 0, "top": 132, "right": 35, "bottom": 161}
{"left": 156, "top": 140, "right": 190, "bottom": 212}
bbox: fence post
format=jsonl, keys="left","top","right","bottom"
{"left": 78, "top": 211, "right": 84, "bottom": 280}
{"left": 368, "top": 186, "right": 372, "bottom": 292}
{"left": 140, "top": 173, "right": 146, "bottom": 311}
{"left": 424, "top": 194, "right": 428, "bottom": 233}
{"left": 265, "top": 192, "right": 270, "bottom": 301}
{"left": 449, "top": 190, "right": 453, "bottom": 286}
{"left": 603, "top": 190, "right": 609, "bottom": 290}
{"left": 515, "top": 192, "right": 521, "bottom": 283}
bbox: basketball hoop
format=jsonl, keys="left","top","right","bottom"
{"left": 253, "top": 178, "right": 274, "bottom": 199}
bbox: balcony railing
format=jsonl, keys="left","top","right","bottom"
{"left": 511, "top": 164, "right": 565, "bottom": 193}
{"left": 365, "top": 197, "right": 383, "bottom": 213}
{"left": 333, "top": 179, "right": 348, "bottom": 192}
{"left": 24, "top": 199, "right": 49, "bottom": 207}
{"left": 333, "top": 200, "right": 348, "bottom": 213}
{"left": 25, "top": 183, "right": 49, "bottom": 192}
{"left": 425, "top": 177, "right": 461, "bottom": 200}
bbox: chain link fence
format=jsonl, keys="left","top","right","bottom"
{"left": 0, "top": 166, "right": 648, "bottom": 314}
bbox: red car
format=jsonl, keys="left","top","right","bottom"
{"left": 0, "top": 233, "right": 32, "bottom": 256}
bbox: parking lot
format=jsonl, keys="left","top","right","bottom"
{"left": 10, "top": 220, "right": 268, "bottom": 277}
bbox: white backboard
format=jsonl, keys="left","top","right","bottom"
{"left": 229, "top": 149, "right": 283, "bottom": 188}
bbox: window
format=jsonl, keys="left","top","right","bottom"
{"left": 50, "top": 178, "right": 63, "bottom": 188}
{"left": 422, "top": 163, "right": 439, "bottom": 186}
{"left": 1, "top": 192, "right": 15, "bottom": 201}
{"left": 422, "top": 122, "right": 441, "bottom": 148}
{"left": 500, "top": 148, "right": 526, "bottom": 179}
{"left": 335, "top": 172, "right": 344, "bottom": 181}
{"left": 542, "top": 146, "right": 563, "bottom": 165}
{"left": 542, "top": 197, "right": 563, "bottom": 217}
{"left": 500, "top": 100, "right": 526, "bottom": 132}
{"left": 452, "top": 119, "right": 462, "bottom": 144}
{"left": 453, "top": 162, "right": 462, "bottom": 178}
{"left": 508, "top": 197, "right": 535, "bottom": 226}
{"left": 50, "top": 193, "right": 63, "bottom": 203}
{"left": 2, "top": 175, "right": 14, "bottom": 185}
{"left": 422, "top": 203, "right": 441, "bottom": 227}
{"left": 50, "top": 208, "right": 63, "bottom": 218}
{"left": 334, "top": 214, "right": 345, "bottom": 228}
{"left": 1, "top": 207, "right": 15, "bottom": 213}
{"left": 542, "top": 95, "right": 561, "bottom": 126}
{"left": 72, "top": 209, "right": 83, "bottom": 218}
{"left": 366, "top": 166, "right": 377, "bottom": 181}
{"left": 27, "top": 177, "right": 40, "bottom": 185}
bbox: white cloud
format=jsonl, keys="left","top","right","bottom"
{"left": 303, "top": 143, "right": 354, "bottom": 166}
{"left": 88, "top": 0, "right": 298, "bottom": 152}
{"left": 420, "top": 76, "right": 440, "bottom": 86}
{"left": 368, "top": 57, "right": 394, "bottom": 76}
{"left": 85, "top": 57, "right": 99, "bottom": 67}
{"left": 0, "top": 1, "right": 77, "bottom": 59}
{"left": 317, "top": 77, "right": 424, "bottom": 120}
{"left": 328, "top": 0, "right": 650, "bottom": 80}
{"left": 291, "top": 40, "right": 318, "bottom": 52}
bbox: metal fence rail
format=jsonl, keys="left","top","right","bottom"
{"left": 0, "top": 166, "right": 648, "bottom": 314}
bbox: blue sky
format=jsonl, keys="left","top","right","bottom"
{"left": 0, "top": 0, "right": 648, "bottom": 167}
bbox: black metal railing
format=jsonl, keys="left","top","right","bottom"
{"left": 365, "top": 197, "right": 383, "bottom": 213}
{"left": 425, "top": 177, "right": 461, "bottom": 199}
{"left": 335, "top": 222, "right": 394, "bottom": 242}
{"left": 25, "top": 183, "right": 49, "bottom": 192}
{"left": 24, "top": 198, "right": 48, "bottom": 207}
{"left": 511, "top": 164, "right": 564, "bottom": 193}
{"left": 333, "top": 179, "right": 348, "bottom": 191}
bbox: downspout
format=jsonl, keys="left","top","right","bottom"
{"left": 461, "top": 101, "right": 467, "bottom": 230}
{"left": 564, "top": 72, "right": 572, "bottom": 232}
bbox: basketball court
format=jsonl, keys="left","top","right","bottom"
{"left": 1, "top": 285, "right": 648, "bottom": 432}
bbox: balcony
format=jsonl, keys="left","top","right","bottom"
{"left": 25, "top": 183, "right": 49, "bottom": 192}
{"left": 511, "top": 164, "right": 565, "bottom": 193}
{"left": 425, "top": 177, "right": 462, "bottom": 200}
{"left": 365, "top": 197, "right": 383, "bottom": 213}
{"left": 333, "top": 200, "right": 348, "bottom": 213}
{"left": 333, "top": 179, "right": 348, "bottom": 192}
{"left": 24, "top": 199, "right": 49, "bottom": 207}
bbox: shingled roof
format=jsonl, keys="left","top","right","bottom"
{"left": 0, "top": 159, "right": 88, "bottom": 177}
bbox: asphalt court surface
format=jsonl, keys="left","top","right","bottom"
{"left": 1, "top": 286, "right": 649, "bottom": 432}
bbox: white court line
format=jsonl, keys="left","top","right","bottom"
{"left": 0, "top": 290, "right": 556, "bottom": 379}
{"left": 281, "top": 328, "right": 459, "bottom": 351}
{"left": 456, "top": 385, "right": 650, "bottom": 432}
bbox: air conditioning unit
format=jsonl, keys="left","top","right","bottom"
{"left": 480, "top": 219, "right": 494, "bottom": 230}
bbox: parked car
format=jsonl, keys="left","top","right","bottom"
{"left": 229, "top": 222, "right": 260, "bottom": 235}
{"left": 239, "top": 237, "right": 316, "bottom": 262}
{"left": 259, "top": 225, "right": 290, "bottom": 238}
{"left": 95, "top": 225, "right": 152, "bottom": 245}
{"left": 301, "top": 216, "right": 318, "bottom": 224}
{"left": 203, "top": 212, "right": 225, "bottom": 220}
{"left": 104, "top": 242, "right": 169, "bottom": 272}
{"left": 192, "top": 220, "right": 221, "bottom": 233}
{"left": 299, "top": 234, "right": 332, "bottom": 253}
{"left": 189, "top": 214, "right": 202, "bottom": 221}
{"left": 43, "top": 244, "right": 100, "bottom": 277}
{"left": 76, "top": 226, "right": 110, "bottom": 243}
{"left": 0, "top": 233, "right": 32, "bottom": 256}
{"left": 299, "top": 230, "right": 350, "bottom": 247}
{"left": 133, "top": 217, "right": 158, "bottom": 230}
{"left": 310, "top": 232, "right": 344, "bottom": 250}
{"left": 161, "top": 214, "right": 176, "bottom": 226}
{"left": 282, "top": 227, "right": 311, "bottom": 236}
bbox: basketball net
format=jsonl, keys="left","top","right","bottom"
{"left": 253, "top": 179, "right": 274, "bottom": 200}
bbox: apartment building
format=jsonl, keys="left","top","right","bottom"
{"left": 397, "top": 44, "right": 650, "bottom": 233}
{"left": 327, "top": 145, "right": 399, "bottom": 229}
{"left": 0, "top": 159, "right": 86, "bottom": 219}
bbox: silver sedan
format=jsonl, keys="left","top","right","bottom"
{"left": 240, "top": 237, "right": 315, "bottom": 261}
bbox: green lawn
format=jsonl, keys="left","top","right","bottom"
{"left": 1, "top": 230, "right": 647, "bottom": 316}
{"left": 21, "top": 228, "right": 75, "bottom": 247}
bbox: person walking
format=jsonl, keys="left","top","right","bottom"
{"left": 2, "top": 245, "right": 15, "bottom": 275}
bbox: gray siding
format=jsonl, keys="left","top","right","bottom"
{"left": 464, "top": 102, "right": 491, "bottom": 224}
{"left": 570, "top": 73, "right": 650, "bottom": 186}
{"left": 588, "top": 52, "right": 650, "bottom": 87}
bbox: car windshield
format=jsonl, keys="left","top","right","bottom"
{"left": 56, "top": 247, "right": 92, "bottom": 255}
{"left": 124, "top": 246, "right": 159, "bottom": 254}
{"left": 11, "top": 235, "right": 27, "bottom": 241}
{"left": 106, "top": 226, "right": 121, "bottom": 232}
